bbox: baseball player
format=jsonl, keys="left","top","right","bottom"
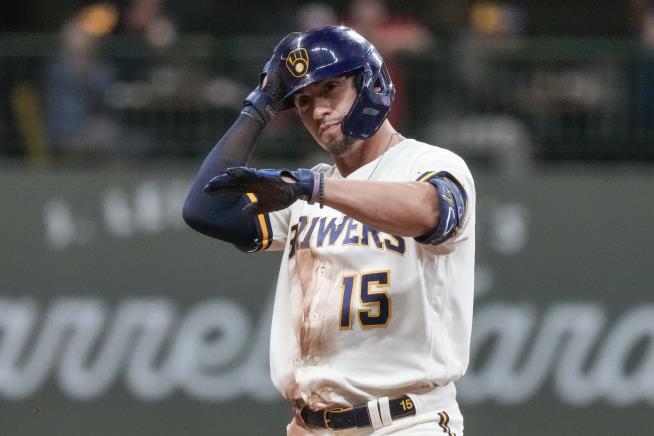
{"left": 184, "top": 26, "right": 475, "bottom": 435}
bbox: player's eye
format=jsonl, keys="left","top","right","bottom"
{"left": 295, "top": 95, "right": 311, "bottom": 109}
{"left": 325, "top": 81, "right": 339, "bottom": 92}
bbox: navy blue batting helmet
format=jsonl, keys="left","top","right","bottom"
{"left": 265, "top": 25, "right": 395, "bottom": 139}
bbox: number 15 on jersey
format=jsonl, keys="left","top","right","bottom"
{"left": 339, "top": 270, "right": 392, "bottom": 329}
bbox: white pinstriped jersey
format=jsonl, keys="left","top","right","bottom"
{"left": 259, "top": 139, "right": 475, "bottom": 410}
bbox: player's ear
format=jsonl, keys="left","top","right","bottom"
{"left": 374, "top": 76, "right": 383, "bottom": 94}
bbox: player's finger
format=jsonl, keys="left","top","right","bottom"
{"left": 226, "top": 166, "right": 258, "bottom": 181}
{"left": 204, "top": 173, "right": 248, "bottom": 195}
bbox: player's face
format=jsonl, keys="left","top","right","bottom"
{"left": 293, "top": 75, "right": 362, "bottom": 157}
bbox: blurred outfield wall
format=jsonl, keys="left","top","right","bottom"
{"left": 0, "top": 164, "right": 653, "bottom": 436}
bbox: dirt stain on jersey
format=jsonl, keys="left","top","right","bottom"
{"left": 283, "top": 379, "right": 301, "bottom": 402}
{"left": 309, "top": 382, "right": 352, "bottom": 409}
{"left": 290, "top": 244, "right": 339, "bottom": 363}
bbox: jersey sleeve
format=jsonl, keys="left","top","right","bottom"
{"left": 250, "top": 199, "right": 291, "bottom": 252}
{"left": 411, "top": 148, "right": 476, "bottom": 255}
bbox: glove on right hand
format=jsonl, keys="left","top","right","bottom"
{"left": 204, "top": 166, "right": 318, "bottom": 215}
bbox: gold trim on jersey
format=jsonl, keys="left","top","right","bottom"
{"left": 245, "top": 193, "right": 271, "bottom": 250}
{"left": 438, "top": 411, "right": 455, "bottom": 436}
{"left": 418, "top": 171, "right": 438, "bottom": 182}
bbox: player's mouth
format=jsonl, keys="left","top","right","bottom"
{"left": 319, "top": 122, "right": 341, "bottom": 136}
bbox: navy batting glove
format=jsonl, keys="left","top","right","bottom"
{"left": 204, "top": 167, "right": 319, "bottom": 215}
{"left": 243, "top": 33, "right": 299, "bottom": 125}
{"left": 243, "top": 68, "right": 285, "bottom": 125}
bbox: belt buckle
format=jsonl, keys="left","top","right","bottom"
{"left": 323, "top": 410, "right": 334, "bottom": 431}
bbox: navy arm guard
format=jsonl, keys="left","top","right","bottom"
{"left": 182, "top": 113, "right": 271, "bottom": 252}
{"left": 415, "top": 171, "right": 468, "bottom": 246}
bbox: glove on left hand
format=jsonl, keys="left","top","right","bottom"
{"left": 243, "top": 32, "right": 300, "bottom": 125}
{"left": 204, "top": 166, "right": 318, "bottom": 215}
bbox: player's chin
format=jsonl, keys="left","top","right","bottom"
{"left": 326, "top": 138, "right": 358, "bottom": 157}
{"left": 317, "top": 133, "right": 342, "bottom": 151}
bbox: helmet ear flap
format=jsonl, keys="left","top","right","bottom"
{"left": 341, "top": 62, "right": 395, "bottom": 139}
{"left": 376, "top": 63, "right": 393, "bottom": 96}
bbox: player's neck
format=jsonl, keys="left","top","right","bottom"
{"left": 334, "top": 122, "right": 402, "bottom": 177}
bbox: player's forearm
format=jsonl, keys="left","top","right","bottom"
{"left": 323, "top": 179, "right": 439, "bottom": 237}
{"left": 182, "top": 113, "right": 263, "bottom": 246}
{"left": 184, "top": 113, "right": 262, "bottom": 218}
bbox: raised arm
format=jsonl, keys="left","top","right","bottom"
{"left": 182, "top": 35, "right": 295, "bottom": 251}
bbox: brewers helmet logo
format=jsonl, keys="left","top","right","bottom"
{"left": 284, "top": 48, "right": 309, "bottom": 78}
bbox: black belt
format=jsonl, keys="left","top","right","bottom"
{"left": 300, "top": 395, "right": 416, "bottom": 431}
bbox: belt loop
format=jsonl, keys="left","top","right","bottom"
{"left": 367, "top": 399, "right": 383, "bottom": 430}
{"left": 378, "top": 396, "right": 392, "bottom": 426}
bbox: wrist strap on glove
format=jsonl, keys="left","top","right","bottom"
{"left": 308, "top": 171, "right": 321, "bottom": 205}
{"left": 318, "top": 172, "right": 325, "bottom": 208}
{"left": 243, "top": 90, "right": 277, "bottom": 127}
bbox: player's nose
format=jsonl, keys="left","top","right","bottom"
{"left": 312, "top": 97, "right": 331, "bottom": 120}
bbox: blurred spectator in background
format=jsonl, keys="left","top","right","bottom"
{"left": 630, "top": 1, "right": 654, "bottom": 137}
{"left": 44, "top": 4, "right": 123, "bottom": 160}
{"left": 296, "top": 2, "right": 338, "bottom": 31}
{"left": 454, "top": 1, "right": 527, "bottom": 112}
{"left": 347, "top": 0, "right": 433, "bottom": 54}
{"left": 428, "top": 0, "right": 471, "bottom": 38}
{"left": 113, "top": 0, "right": 178, "bottom": 86}
{"left": 109, "top": 0, "right": 230, "bottom": 157}
{"left": 118, "top": 0, "right": 176, "bottom": 50}
{"left": 44, "top": 2, "right": 158, "bottom": 161}
{"left": 346, "top": 0, "right": 434, "bottom": 132}
{"left": 429, "top": 1, "right": 534, "bottom": 176}
{"left": 0, "top": 79, "right": 23, "bottom": 159}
